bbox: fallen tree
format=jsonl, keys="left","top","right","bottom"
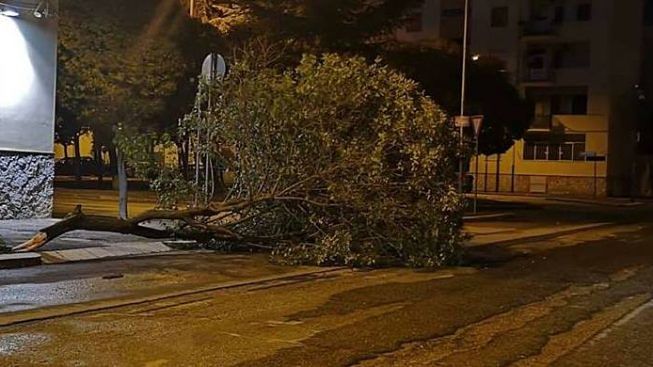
{"left": 21, "top": 53, "right": 465, "bottom": 267}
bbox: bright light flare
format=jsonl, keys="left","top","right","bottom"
{"left": 0, "top": 16, "right": 35, "bottom": 108}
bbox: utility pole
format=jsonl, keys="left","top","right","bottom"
{"left": 458, "top": 0, "right": 470, "bottom": 192}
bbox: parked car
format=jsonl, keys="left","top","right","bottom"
{"left": 55, "top": 157, "right": 102, "bottom": 177}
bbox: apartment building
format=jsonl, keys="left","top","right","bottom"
{"left": 400, "top": 0, "right": 652, "bottom": 197}
{"left": 395, "top": 0, "right": 465, "bottom": 47}
{"left": 469, "top": 0, "right": 651, "bottom": 197}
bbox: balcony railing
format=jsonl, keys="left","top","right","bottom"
{"left": 521, "top": 19, "right": 557, "bottom": 37}
{"left": 523, "top": 68, "right": 555, "bottom": 83}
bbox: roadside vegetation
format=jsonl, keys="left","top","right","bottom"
{"left": 25, "top": 52, "right": 464, "bottom": 267}
{"left": 45, "top": 0, "right": 535, "bottom": 267}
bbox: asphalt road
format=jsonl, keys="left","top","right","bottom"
{"left": 1, "top": 210, "right": 653, "bottom": 366}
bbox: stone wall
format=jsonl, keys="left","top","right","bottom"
{"left": 0, "top": 152, "right": 54, "bottom": 219}
{"left": 473, "top": 173, "right": 608, "bottom": 197}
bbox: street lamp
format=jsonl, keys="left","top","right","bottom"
{"left": 458, "top": 0, "right": 470, "bottom": 193}
{"left": 0, "top": 7, "right": 19, "bottom": 16}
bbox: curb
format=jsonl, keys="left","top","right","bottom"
{"left": 0, "top": 266, "right": 348, "bottom": 328}
{"left": 0, "top": 253, "right": 42, "bottom": 269}
{"left": 545, "top": 197, "right": 644, "bottom": 207}
{"left": 470, "top": 222, "right": 614, "bottom": 248}
{"left": 463, "top": 213, "right": 514, "bottom": 222}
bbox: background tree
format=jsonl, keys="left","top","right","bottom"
{"left": 380, "top": 45, "right": 533, "bottom": 155}
{"left": 201, "top": 0, "right": 533, "bottom": 155}
{"left": 57, "top": 0, "right": 221, "bottom": 216}
{"left": 202, "top": 0, "right": 422, "bottom": 50}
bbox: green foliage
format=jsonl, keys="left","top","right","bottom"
{"left": 114, "top": 127, "right": 193, "bottom": 208}
{"left": 57, "top": 0, "right": 222, "bottom": 159}
{"left": 205, "top": 0, "right": 422, "bottom": 50}
{"left": 180, "top": 53, "right": 465, "bottom": 267}
{"left": 202, "top": 0, "right": 532, "bottom": 157}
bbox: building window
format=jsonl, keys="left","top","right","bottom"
{"left": 524, "top": 134, "right": 586, "bottom": 161}
{"left": 645, "top": 0, "right": 653, "bottom": 25}
{"left": 405, "top": 11, "right": 423, "bottom": 32}
{"left": 551, "top": 94, "right": 588, "bottom": 115}
{"left": 561, "top": 143, "right": 573, "bottom": 160}
{"left": 524, "top": 142, "right": 587, "bottom": 161}
{"left": 441, "top": 8, "right": 464, "bottom": 17}
{"left": 535, "top": 143, "right": 548, "bottom": 160}
{"left": 554, "top": 42, "right": 590, "bottom": 69}
{"left": 573, "top": 143, "right": 586, "bottom": 160}
{"left": 553, "top": 6, "right": 565, "bottom": 24}
{"left": 571, "top": 95, "right": 588, "bottom": 115}
{"left": 576, "top": 3, "right": 592, "bottom": 21}
{"left": 548, "top": 144, "right": 561, "bottom": 160}
{"left": 491, "top": 7, "right": 509, "bottom": 27}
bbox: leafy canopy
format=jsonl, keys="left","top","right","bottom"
{"left": 179, "top": 53, "right": 465, "bottom": 267}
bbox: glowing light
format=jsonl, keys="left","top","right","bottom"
{"left": 472, "top": 54, "right": 481, "bottom": 61}
{"left": 0, "top": 8, "right": 19, "bottom": 17}
{"left": 0, "top": 16, "right": 35, "bottom": 108}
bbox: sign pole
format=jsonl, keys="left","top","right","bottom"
{"left": 471, "top": 116, "right": 484, "bottom": 214}
{"left": 474, "top": 137, "right": 479, "bottom": 213}
{"left": 594, "top": 159, "right": 598, "bottom": 198}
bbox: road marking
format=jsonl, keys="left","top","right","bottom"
{"left": 354, "top": 266, "right": 644, "bottom": 367}
{"left": 590, "top": 297, "right": 653, "bottom": 343}
{"left": 510, "top": 293, "right": 651, "bottom": 367}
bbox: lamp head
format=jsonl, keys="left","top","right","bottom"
{"left": 0, "top": 7, "right": 19, "bottom": 17}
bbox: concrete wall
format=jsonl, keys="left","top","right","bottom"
{"left": 0, "top": 0, "right": 58, "bottom": 218}
{"left": 0, "top": 152, "right": 54, "bottom": 218}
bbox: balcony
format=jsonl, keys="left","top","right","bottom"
{"left": 520, "top": 19, "right": 558, "bottom": 40}
{"left": 522, "top": 68, "right": 555, "bottom": 84}
{"left": 529, "top": 115, "right": 553, "bottom": 131}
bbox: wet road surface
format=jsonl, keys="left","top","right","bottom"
{"left": 1, "top": 219, "right": 653, "bottom": 366}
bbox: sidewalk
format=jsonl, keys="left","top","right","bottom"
{"left": 466, "top": 222, "right": 611, "bottom": 247}
{"left": 470, "top": 192, "right": 647, "bottom": 208}
{"left": 0, "top": 206, "right": 614, "bottom": 268}
{"left": 0, "top": 219, "right": 173, "bottom": 265}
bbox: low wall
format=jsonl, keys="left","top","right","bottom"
{"left": 473, "top": 173, "right": 607, "bottom": 197}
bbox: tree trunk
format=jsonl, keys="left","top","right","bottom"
{"left": 12, "top": 206, "right": 172, "bottom": 252}
{"left": 13, "top": 201, "right": 280, "bottom": 252}
{"left": 94, "top": 145, "right": 104, "bottom": 186}
{"left": 73, "top": 134, "right": 82, "bottom": 182}
{"left": 495, "top": 153, "right": 501, "bottom": 193}
{"left": 179, "top": 140, "right": 190, "bottom": 179}
{"left": 116, "top": 148, "right": 129, "bottom": 220}
{"left": 63, "top": 144, "right": 69, "bottom": 160}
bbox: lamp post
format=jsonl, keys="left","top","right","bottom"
{"left": 458, "top": 0, "right": 470, "bottom": 193}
